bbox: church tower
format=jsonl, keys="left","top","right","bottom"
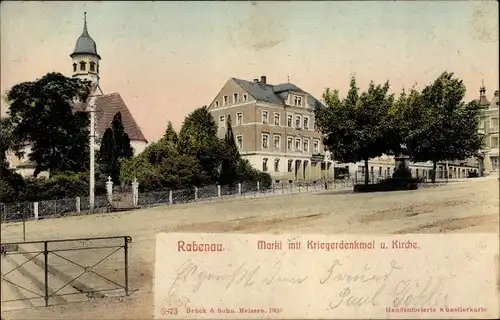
{"left": 70, "top": 12, "right": 102, "bottom": 94}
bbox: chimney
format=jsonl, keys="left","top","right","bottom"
{"left": 253, "top": 78, "right": 259, "bottom": 83}
{"left": 260, "top": 75, "right": 267, "bottom": 84}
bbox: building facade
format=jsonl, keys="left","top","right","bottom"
{"left": 208, "top": 76, "right": 334, "bottom": 182}
{"left": 477, "top": 85, "right": 499, "bottom": 174}
{"left": 6, "top": 13, "right": 148, "bottom": 177}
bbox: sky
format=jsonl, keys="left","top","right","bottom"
{"left": 1, "top": 1, "right": 499, "bottom": 143}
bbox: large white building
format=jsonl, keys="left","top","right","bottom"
{"left": 7, "top": 13, "right": 148, "bottom": 177}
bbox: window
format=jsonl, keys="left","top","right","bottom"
{"left": 303, "top": 139, "right": 309, "bottom": 152}
{"left": 379, "top": 167, "right": 382, "bottom": 175}
{"left": 303, "top": 117, "right": 309, "bottom": 130}
{"left": 262, "top": 111, "right": 269, "bottom": 124}
{"left": 97, "top": 64, "right": 99, "bottom": 73}
{"left": 262, "top": 158, "right": 268, "bottom": 172}
{"left": 313, "top": 140, "right": 319, "bottom": 153}
{"left": 287, "top": 115, "right": 293, "bottom": 127}
{"left": 262, "top": 133, "right": 269, "bottom": 148}
{"left": 233, "top": 93, "right": 239, "bottom": 104}
{"left": 274, "top": 113, "right": 280, "bottom": 126}
{"left": 273, "top": 134, "right": 281, "bottom": 150}
{"left": 274, "top": 159, "right": 280, "bottom": 172}
{"left": 287, "top": 137, "right": 293, "bottom": 151}
{"left": 73, "top": 63, "right": 77, "bottom": 72}
{"left": 79, "top": 61, "right": 86, "bottom": 71}
{"left": 491, "top": 118, "right": 499, "bottom": 130}
{"left": 219, "top": 115, "right": 225, "bottom": 127}
{"left": 295, "top": 138, "right": 301, "bottom": 151}
{"left": 293, "top": 95, "right": 302, "bottom": 106}
{"left": 236, "top": 136, "right": 243, "bottom": 149}
{"left": 215, "top": 101, "right": 219, "bottom": 107}
{"left": 223, "top": 96, "right": 228, "bottom": 106}
{"left": 491, "top": 136, "right": 499, "bottom": 148}
{"left": 287, "top": 160, "right": 293, "bottom": 172}
{"left": 295, "top": 115, "right": 301, "bottom": 128}
{"left": 89, "top": 61, "right": 96, "bottom": 72}
{"left": 243, "top": 94, "right": 248, "bottom": 102}
{"left": 236, "top": 113, "right": 243, "bottom": 125}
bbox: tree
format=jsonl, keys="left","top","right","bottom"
{"left": 0, "top": 117, "right": 26, "bottom": 202}
{"left": 315, "top": 76, "right": 395, "bottom": 185}
{"left": 163, "top": 121, "right": 178, "bottom": 146}
{"left": 6, "top": 72, "right": 92, "bottom": 177}
{"left": 98, "top": 112, "right": 134, "bottom": 184}
{"left": 397, "top": 72, "right": 484, "bottom": 182}
{"left": 219, "top": 115, "right": 240, "bottom": 185}
{"left": 120, "top": 121, "right": 200, "bottom": 191}
{"left": 178, "top": 106, "right": 224, "bottom": 185}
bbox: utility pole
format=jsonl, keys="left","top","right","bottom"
{"left": 88, "top": 95, "right": 96, "bottom": 211}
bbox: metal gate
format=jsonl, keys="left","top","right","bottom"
{"left": 1, "top": 236, "right": 131, "bottom": 311}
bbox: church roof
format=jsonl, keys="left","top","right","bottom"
{"left": 71, "top": 13, "right": 100, "bottom": 59}
{"left": 73, "top": 93, "right": 148, "bottom": 143}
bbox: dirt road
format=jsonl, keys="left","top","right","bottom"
{"left": 1, "top": 176, "right": 498, "bottom": 319}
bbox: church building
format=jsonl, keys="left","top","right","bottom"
{"left": 8, "top": 13, "right": 148, "bottom": 177}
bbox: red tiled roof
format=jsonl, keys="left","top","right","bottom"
{"left": 73, "top": 92, "right": 147, "bottom": 143}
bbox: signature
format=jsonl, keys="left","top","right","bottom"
{"left": 167, "top": 259, "right": 308, "bottom": 296}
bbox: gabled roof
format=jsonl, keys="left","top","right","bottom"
{"left": 231, "top": 77, "right": 323, "bottom": 108}
{"left": 73, "top": 92, "right": 147, "bottom": 143}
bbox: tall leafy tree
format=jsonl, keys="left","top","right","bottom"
{"left": 315, "top": 76, "right": 395, "bottom": 185}
{"left": 398, "top": 72, "right": 484, "bottom": 182}
{"left": 120, "top": 122, "right": 199, "bottom": 191}
{"left": 98, "top": 112, "right": 134, "bottom": 183}
{"left": 178, "top": 106, "right": 224, "bottom": 185}
{"left": 6, "top": 72, "right": 92, "bottom": 177}
{"left": 219, "top": 115, "right": 240, "bottom": 185}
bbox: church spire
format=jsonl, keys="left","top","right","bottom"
{"left": 480, "top": 79, "right": 486, "bottom": 97}
{"left": 82, "top": 12, "right": 89, "bottom": 36}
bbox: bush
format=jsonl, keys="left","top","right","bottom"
{"left": 0, "top": 169, "right": 26, "bottom": 203}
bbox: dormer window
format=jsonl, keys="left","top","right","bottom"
{"left": 73, "top": 63, "right": 77, "bottom": 72}
{"left": 293, "top": 95, "right": 302, "bottom": 106}
{"left": 89, "top": 61, "right": 96, "bottom": 72}
{"left": 79, "top": 61, "right": 86, "bottom": 71}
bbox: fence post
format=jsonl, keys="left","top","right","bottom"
{"left": 169, "top": 190, "right": 173, "bottom": 205}
{"left": 106, "top": 176, "right": 113, "bottom": 204}
{"left": 217, "top": 185, "right": 221, "bottom": 197}
{"left": 34, "top": 202, "right": 39, "bottom": 220}
{"left": 289, "top": 182, "right": 293, "bottom": 194}
{"left": 124, "top": 237, "right": 129, "bottom": 296}
{"left": 194, "top": 187, "right": 198, "bottom": 201}
{"left": 238, "top": 183, "right": 242, "bottom": 196}
{"left": 76, "top": 197, "right": 81, "bottom": 213}
{"left": 43, "top": 241, "right": 49, "bottom": 307}
{"left": 257, "top": 181, "right": 260, "bottom": 192}
{"left": 132, "top": 178, "right": 139, "bottom": 207}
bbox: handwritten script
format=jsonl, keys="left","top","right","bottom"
{"left": 154, "top": 233, "right": 498, "bottom": 319}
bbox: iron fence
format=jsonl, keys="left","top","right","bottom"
{"left": 1, "top": 236, "right": 131, "bottom": 310}
{"left": 1, "top": 172, "right": 473, "bottom": 225}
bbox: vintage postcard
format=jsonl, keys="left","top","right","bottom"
{"left": 1, "top": 1, "right": 499, "bottom": 319}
